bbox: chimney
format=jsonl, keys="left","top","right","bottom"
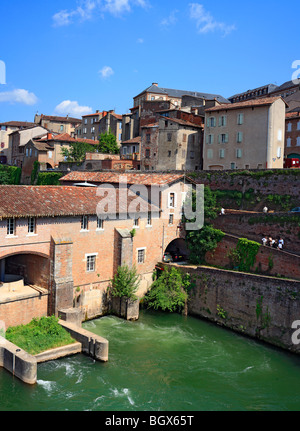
{"left": 47, "top": 133, "right": 52, "bottom": 140}
{"left": 152, "top": 82, "right": 158, "bottom": 87}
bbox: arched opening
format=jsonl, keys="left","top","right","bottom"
{"left": 0, "top": 253, "right": 50, "bottom": 291}
{"left": 163, "top": 238, "right": 189, "bottom": 263}
{"left": 46, "top": 163, "right": 53, "bottom": 170}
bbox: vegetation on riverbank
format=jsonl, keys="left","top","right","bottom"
{"left": 5, "top": 316, "right": 76, "bottom": 355}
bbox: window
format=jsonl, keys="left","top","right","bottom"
{"left": 97, "top": 217, "right": 104, "bottom": 230}
{"left": 28, "top": 217, "right": 36, "bottom": 234}
{"left": 60, "top": 125, "right": 64, "bottom": 132}
{"left": 219, "top": 115, "right": 227, "bottom": 126}
{"left": 219, "top": 149, "right": 225, "bottom": 159}
{"left": 86, "top": 255, "right": 96, "bottom": 272}
{"left": 237, "top": 132, "right": 243, "bottom": 143}
{"left": 169, "top": 214, "right": 174, "bottom": 225}
{"left": 91, "top": 127, "right": 95, "bottom": 134}
{"left": 48, "top": 151, "right": 53, "bottom": 159}
{"left": 297, "top": 137, "right": 300, "bottom": 147}
{"left": 134, "top": 217, "right": 140, "bottom": 227}
{"left": 145, "top": 149, "right": 150, "bottom": 158}
{"left": 168, "top": 192, "right": 176, "bottom": 208}
{"left": 287, "top": 123, "right": 292, "bottom": 132}
{"left": 206, "top": 134, "right": 214, "bottom": 145}
{"left": 207, "top": 117, "right": 216, "bottom": 127}
{"left": 146, "top": 134, "right": 150, "bottom": 143}
{"left": 123, "top": 147, "right": 127, "bottom": 155}
{"left": 219, "top": 134, "right": 228, "bottom": 144}
{"left": 207, "top": 149, "right": 213, "bottom": 159}
{"left": 297, "top": 121, "right": 300, "bottom": 131}
{"left": 236, "top": 148, "right": 242, "bottom": 158}
{"left": 231, "top": 162, "right": 236, "bottom": 170}
{"left": 7, "top": 218, "right": 15, "bottom": 236}
{"left": 137, "top": 248, "right": 145, "bottom": 264}
{"left": 147, "top": 213, "right": 152, "bottom": 226}
{"left": 81, "top": 215, "right": 89, "bottom": 231}
{"left": 287, "top": 138, "right": 291, "bottom": 147}
{"left": 167, "top": 132, "right": 172, "bottom": 142}
{"left": 237, "top": 113, "right": 244, "bottom": 125}
{"left": 168, "top": 151, "right": 171, "bottom": 157}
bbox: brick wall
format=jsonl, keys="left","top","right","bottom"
{"left": 0, "top": 292, "right": 48, "bottom": 328}
{"left": 205, "top": 234, "right": 300, "bottom": 281}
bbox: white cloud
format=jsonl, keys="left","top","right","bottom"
{"left": 161, "top": 10, "right": 178, "bottom": 27}
{"left": 53, "top": 0, "right": 148, "bottom": 26}
{"left": 99, "top": 66, "right": 114, "bottom": 79}
{"left": 189, "top": 3, "right": 235, "bottom": 36}
{"left": 0, "top": 89, "right": 38, "bottom": 105}
{"left": 55, "top": 100, "right": 93, "bottom": 117}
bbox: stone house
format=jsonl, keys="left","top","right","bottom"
{"left": 34, "top": 114, "right": 81, "bottom": 136}
{"left": 10, "top": 126, "right": 49, "bottom": 169}
{"left": 285, "top": 109, "right": 300, "bottom": 162}
{"left": 203, "top": 96, "right": 287, "bottom": 170}
{"left": 0, "top": 121, "right": 36, "bottom": 164}
{"left": 0, "top": 184, "right": 185, "bottom": 327}
{"left": 76, "top": 110, "right": 123, "bottom": 146}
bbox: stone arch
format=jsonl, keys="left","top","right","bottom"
{"left": 0, "top": 252, "right": 50, "bottom": 289}
{"left": 164, "top": 238, "right": 189, "bottom": 262}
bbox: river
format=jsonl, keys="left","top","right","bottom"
{"left": 1, "top": 310, "right": 300, "bottom": 411}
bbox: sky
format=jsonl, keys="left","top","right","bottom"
{"left": 0, "top": 0, "right": 299, "bottom": 123}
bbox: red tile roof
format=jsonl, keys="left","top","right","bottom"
{"left": 59, "top": 172, "right": 192, "bottom": 186}
{"left": 0, "top": 186, "right": 158, "bottom": 219}
{"left": 205, "top": 96, "right": 287, "bottom": 112}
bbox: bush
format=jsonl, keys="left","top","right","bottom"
{"left": 36, "top": 172, "right": 63, "bottom": 185}
{"left": 0, "top": 165, "right": 21, "bottom": 184}
{"left": 5, "top": 316, "right": 75, "bottom": 355}
{"left": 108, "top": 265, "right": 140, "bottom": 300}
{"left": 144, "top": 267, "right": 190, "bottom": 313}
{"left": 186, "top": 225, "right": 225, "bottom": 265}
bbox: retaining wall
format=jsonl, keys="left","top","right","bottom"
{"left": 162, "top": 263, "right": 300, "bottom": 355}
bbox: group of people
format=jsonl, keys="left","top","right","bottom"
{"left": 262, "top": 236, "right": 284, "bottom": 250}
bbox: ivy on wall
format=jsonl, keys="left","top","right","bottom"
{"left": 236, "top": 238, "right": 261, "bottom": 272}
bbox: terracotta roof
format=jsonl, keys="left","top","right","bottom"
{"left": 40, "top": 115, "right": 81, "bottom": 124}
{"left": 205, "top": 96, "right": 287, "bottom": 112}
{"left": 159, "top": 116, "right": 203, "bottom": 128}
{"left": 37, "top": 133, "right": 98, "bottom": 145}
{"left": 0, "top": 121, "right": 36, "bottom": 128}
{"left": 0, "top": 186, "right": 158, "bottom": 219}
{"left": 60, "top": 172, "right": 191, "bottom": 186}
{"left": 286, "top": 111, "right": 300, "bottom": 119}
{"left": 121, "top": 136, "right": 142, "bottom": 144}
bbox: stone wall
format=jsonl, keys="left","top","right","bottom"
{"left": 212, "top": 212, "right": 300, "bottom": 254}
{"left": 205, "top": 234, "right": 300, "bottom": 281}
{"left": 166, "top": 263, "right": 300, "bottom": 355}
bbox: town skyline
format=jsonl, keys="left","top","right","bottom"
{"left": 0, "top": 0, "right": 299, "bottom": 123}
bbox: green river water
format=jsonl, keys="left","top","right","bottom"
{"left": 1, "top": 310, "right": 300, "bottom": 412}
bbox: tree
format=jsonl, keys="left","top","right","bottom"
{"left": 144, "top": 267, "right": 190, "bottom": 313}
{"left": 185, "top": 224, "right": 225, "bottom": 265}
{"left": 108, "top": 265, "right": 140, "bottom": 301}
{"left": 98, "top": 131, "right": 120, "bottom": 154}
{"left": 61, "top": 142, "right": 97, "bottom": 163}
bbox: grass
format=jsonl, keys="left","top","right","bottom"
{"left": 5, "top": 316, "right": 76, "bottom": 355}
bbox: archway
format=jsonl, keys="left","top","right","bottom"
{"left": 164, "top": 238, "right": 189, "bottom": 263}
{"left": 0, "top": 253, "right": 50, "bottom": 290}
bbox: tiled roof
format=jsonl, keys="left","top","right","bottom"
{"left": 40, "top": 115, "right": 81, "bottom": 124}
{"left": 121, "top": 136, "right": 142, "bottom": 144}
{"left": 159, "top": 116, "right": 203, "bottom": 128}
{"left": 0, "top": 186, "right": 158, "bottom": 219}
{"left": 60, "top": 172, "right": 191, "bottom": 186}
{"left": 0, "top": 121, "right": 36, "bottom": 128}
{"left": 37, "top": 133, "right": 98, "bottom": 145}
{"left": 205, "top": 96, "right": 286, "bottom": 112}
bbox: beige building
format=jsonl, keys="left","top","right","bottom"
{"left": 76, "top": 110, "right": 123, "bottom": 146}
{"left": 0, "top": 121, "right": 35, "bottom": 164}
{"left": 34, "top": 114, "right": 81, "bottom": 136}
{"left": 203, "top": 97, "right": 287, "bottom": 170}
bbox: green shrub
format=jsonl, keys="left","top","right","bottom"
{"left": 144, "top": 267, "right": 190, "bottom": 313}
{"left": 108, "top": 265, "right": 140, "bottom": 300}
{"left": 0, "top": 165, "right": 21, "bottom": 184}
{"left": 36, "top": 172, "right": 63, "bottom": 185}
{"left": 5, "top": 316, "right": 75, "bottom": 355}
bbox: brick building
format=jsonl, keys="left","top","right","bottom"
{"left": 0, "top": 121, "right": 36, "bottom": 164}
{"left": 285, "top": 108, "right": 300, "bottom": 161}
{"left": 34, "top": 114, "right": 81, "bottom": 136}
{"left": 0, "top": 182, "right": 187, "bottom": 325}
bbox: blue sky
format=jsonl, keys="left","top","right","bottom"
{"left": 0, "top": 0, "right": 298, "bottom": 122}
